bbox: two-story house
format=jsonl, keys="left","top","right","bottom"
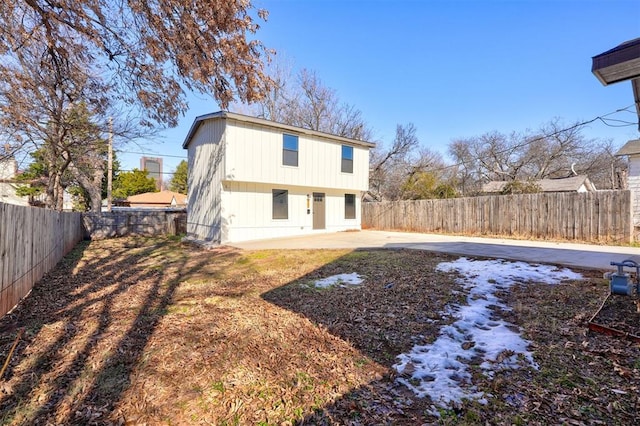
{"left": 182, "top": 111, "right": 375, "bottom": 244}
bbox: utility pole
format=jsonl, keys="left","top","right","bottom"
{"left": 107, "top": 117, "right": 113, "bottom": 212}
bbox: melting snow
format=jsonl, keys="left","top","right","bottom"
{"left": 394, "top": 257, "right": 582, "bottom": 411}
{"left": 313, "top": 272, "right": 363, "bottom": 288}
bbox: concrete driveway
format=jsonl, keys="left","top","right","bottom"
{"left": 230, "top": 230, "right": 640, "bottom": 271}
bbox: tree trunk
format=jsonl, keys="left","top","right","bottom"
{"left": 69, "top": 161, "right": 103, "bottom": 212}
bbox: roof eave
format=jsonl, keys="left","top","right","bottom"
{"left": 181, "top": 111, "right": 377, "bottom": 150}
{"left": 591, "top": 38, "right": 640, "bottom": 86}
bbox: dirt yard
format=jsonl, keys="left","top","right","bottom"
{"left": 1, "top": 236, "right": 639, "bottom": 425}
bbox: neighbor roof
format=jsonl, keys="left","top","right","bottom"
{"left": 482, "top": 175, "right": 596, "bottom": 193}
{"left": 615, "top": 139, "right": 640, "bottom": 156}
{"left": 127, "top": 190, "right": 187, "bottom": 205}
{"left": 182, "top": 111, "right": 376, "bottom": 149}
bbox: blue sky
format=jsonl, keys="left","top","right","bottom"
{"left": 118, "top": 0, "right": 640, "bottom": 178}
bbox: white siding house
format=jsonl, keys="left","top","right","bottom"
{"left": 182, "top": 111, "right": 374, "bottom": 244}
{"left": 0, "top": 157, "right": 29, "bottom": 207}
{"left": 616, "top": 139, "right": 640, "bottom": 227}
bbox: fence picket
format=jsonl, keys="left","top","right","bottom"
{"left": 0, "top": 203, "right": 83, "bottom": 318}
{"left": 362, "top": 191, "right": 632, "bottom": 244}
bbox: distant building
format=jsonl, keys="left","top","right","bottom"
{"left": 127, "top": 190, "right": 187, "bottom": 208}
{"left": 482, "top": 175, "right": 597, "bottom": 194}
{"left": 140, "top": 156, "right": 163, "bottom": 190}
{"left": 0, "top": 157, "right": 29, "bottom": 206}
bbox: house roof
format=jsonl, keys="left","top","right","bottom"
{"left": 615, "top": 139, "right": 640, "bottom": 156}
{"left": 127, "top": 190, "right": 187, "bottom": 205}
{"left": 182, "top": 111, "right": 376, "bottom": 150}
{"left": 592, "top": 38, "right": 640, "bottom": 86}
{"left": 482, "top": 175, "right": 596, "bottom": 193}
{"left": 592, "top": 38, "right": 640, "bottom": 126}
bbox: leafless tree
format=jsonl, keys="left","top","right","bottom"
{"left": 243, "top": 65, "right": 372, "bottom": 141}
{"left": 0, "top": 0, "right": 272, "bottom": 128}
{"left": 448, "top": 119, "right": 626, "bottom": 194}
{"left": 1, "top": 0, "right": 273, "bottom": 210}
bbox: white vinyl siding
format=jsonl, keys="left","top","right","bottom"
{"left": 628, "top": 155, "right": 640, "bottom": 226}
{"left": 184, "top": 113, "right": 371, "bottom": 244}
{"left": 224, "top": 120, "right": 369, "bottom": 191}
{"left": 221, "top": 182, "right": 362, "bottom": 242}
{"left": 186, "top": 119, "right": 226, "bottom": 242}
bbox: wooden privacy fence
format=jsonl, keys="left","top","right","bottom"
{"left": 362, "top": 190, "right": 633, "bottom": 244}
{"left": 0, "top": 203, "right": 83, "bottom": 317}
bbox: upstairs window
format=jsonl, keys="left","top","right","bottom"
{"left": 283, "top": 134, "right": 298, "bottom": 166}
{"left": 272, "top": 189, "right": 288, "bottom": 219}
{"left": 341, "top": 145, "right": 353, "bottom": 173}
{"left": 345, "top": 194, "right": 356, "bottom": 219}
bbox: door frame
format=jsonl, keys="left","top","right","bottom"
{"left": 312, "top": 192, "right": 325, "bottom": 230}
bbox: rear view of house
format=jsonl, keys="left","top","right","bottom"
{"left": 182, "top": 111, "right": 374, "bottom": 244}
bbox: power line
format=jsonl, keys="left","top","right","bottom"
{"left": 118, "top": 169, "right": 178, "bottom": 176}
{"left": 116, "top": 150, "right": 187, "bottom": 159}
{"left": 429, "top": 104, "right": 638, "bottom": 174}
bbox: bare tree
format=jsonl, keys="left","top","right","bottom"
{"left": 1, "top": 1, "right": 274, "bottom": 211}
{"left": 0, "top": 0, "right": 272, "bottom": 128}
{"left": 369, "top": 123, "right": 419, "bottom": 201}
{"left": 243, "top": 65, "right": 372, "bottom": 141}
{"left": 448, "top": 119, "right": 626, "bottom": 194}
{"left": 0, "top": 42, "right": 142, "bottom": 211}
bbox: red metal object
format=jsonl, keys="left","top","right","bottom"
{"left": 588, "top": 293, "right": 640, "bottom": 343}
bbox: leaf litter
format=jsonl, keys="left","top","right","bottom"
{"left": 0, "top": 236, "right": 639, "bottom": 425}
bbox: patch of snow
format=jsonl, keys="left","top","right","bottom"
{"left": 313, "top": 272, "right": 363, "bottom": 288}
{"left": 394, "top": 257, "right": 582, "bottom": 411}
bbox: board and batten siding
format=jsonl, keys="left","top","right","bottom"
{"left": 221, "top": 182, "right": 361, "bottom": 242}
{"left": 224, "top": 119, "right": 369, "bottom": 191}
{"left": 186, "top": 119, "right": 226, "bottom": 242}
{"left": 184, "top": 112, "right": 372, "bottom": 244}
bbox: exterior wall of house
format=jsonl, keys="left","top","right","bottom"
{"left": 224, "top": 119, "right": 370, "bottom": 191}
{"left": 185, "top": 114, "right": 372, "bottom": 244}
{"left": 628, "top": 155, "right": 640, "bottom": 226}
{"left": 0, "top": 158, "right": 28, "bottom": 207}
{"left": 220, "top": 181, "right": 362, "bottom": 243}
{"left": 186, "top": 119, "right": 226, "bottom": 242}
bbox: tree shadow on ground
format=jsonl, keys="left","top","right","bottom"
{"left": 0, "top": 236, "right": 216, "bottom": 424}
{"left": 261, "top": 248, "right": 465, "bottom": 424}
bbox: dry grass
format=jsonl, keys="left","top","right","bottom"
{"left": 1, "top": 236, "right": 639, "bottom": 425}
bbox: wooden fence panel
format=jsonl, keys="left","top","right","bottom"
{"left": 362, "top": 191, "right": 632, "bottom": 244}
{"left": 0, "top": 203, "right": 83, "bottom": 318}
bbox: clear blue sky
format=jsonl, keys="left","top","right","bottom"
{"left": 119, "top": 0, "right": 640, "bottom": 178}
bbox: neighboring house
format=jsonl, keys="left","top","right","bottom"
{"left": 482, "top": 175, "right": 597, "bottom": 194}
{"left": 182, "top": 111, "right": 374, "bottom": 244}
{"left": 0, "top": 157, "right": 29, "bottom": 207}
{"left": 616, "top": 139, "right": 640, "bottom": 226}
{"left": 127, "top": 190, "right": 187, "bottom": 208}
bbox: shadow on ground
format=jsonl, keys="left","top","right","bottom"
{"left": 2, "top": 238, "right": 636, "bottom": 425}
{"left": 0, "top": 236, "right": 212, "bottom": 424}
